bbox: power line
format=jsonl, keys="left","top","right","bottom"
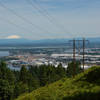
{"left": 0, "top": 16, "right": 35, "bottom": 34}
{"left": 0, "top": 1, "right": 50, "bottom": 34}
{"left": 27, "top": 0, "right": 71, "bottom": 34}
{"left": 26, "top": 0, "right": 51, "bottom": 21}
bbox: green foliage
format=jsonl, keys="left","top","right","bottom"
{"left": 16, "top": 66, "right": 100, "bottom": 100}
{"left": 0, "top": 79, "right": 14, "bottom": 100}
{"left": 19, "top": 66, "right": 28, "bottom": 83}
{"left": 2, "top": 60, "right": 99, "bottom": 100}
{"left": 14, "top": 66, "right": 40, "bottom": 98}
{"left": 14, "top": 82, "right": 29, "bottom": 98}
{"left": 66, "top": 61, "right": 82, "bottom": 77}
{"left": 82, "top": 67, "right": 100, "bottom": 83}
{"left": 0, "top": 61, "right": 68, "bottom": 100}
{"left": 0, "top": 61, "right": 15, "bottom": 100}
{"left": 56, "top": 63, "right": 66, "bottom": 79}
{"left": 28, "top": 64, "right": 66, "bottom": 86}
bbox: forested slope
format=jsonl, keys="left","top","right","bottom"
{"left": 16, "top": 66, "right": 100, "bottom": 100}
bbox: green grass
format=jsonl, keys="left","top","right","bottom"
{"left": 16, "top": 66, "right": 100, "bottom": 100}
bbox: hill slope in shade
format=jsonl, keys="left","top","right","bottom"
{"left": 16, "top": 66, "right": 100, "bottom": 100}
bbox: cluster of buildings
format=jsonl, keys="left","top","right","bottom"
{"left": 0, "top": 47, "right": 99, "bottom": 71}
{"left": 7, "top": 54, "right": 65, "bottom": 69}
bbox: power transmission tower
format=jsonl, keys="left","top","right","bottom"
{"left": 69, "top": 39, "right": 76, "bottom": 77}
{"left": 74, "top": 38, "right": 89, "bottom": 71}
{"left": 82, "top": 38, "right": 89, "bottom": 71}
{"left": 69, "top": 38, "right": 89, "bottom": 77}
{"left": 73, "top": 39, "right": 76, "bottom": 77}
{"left": 83, "top": 38, "right": 85, "bottom": 71}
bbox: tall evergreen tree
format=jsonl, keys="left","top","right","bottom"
{"left": 0, "top": 61, "right": 15, "bottom": 100}
{"left": 66, "top": 61, "right": 82, "bottom": 77}
{"left": 56, "top": 63, "right": 66, "bottom": 79}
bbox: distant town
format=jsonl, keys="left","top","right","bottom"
{"left": 0, "top": 44, "right": 100, "bottom": 71}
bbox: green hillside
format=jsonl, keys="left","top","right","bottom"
{"left": 16, "top": 66, "right": 100, "bottom": 100}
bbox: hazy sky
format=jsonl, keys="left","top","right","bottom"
{"left": 0, "top": 0, "right": 100, "bottom": 40}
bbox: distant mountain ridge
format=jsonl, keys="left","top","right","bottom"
{"left": 0, "top": 37, "right": 99, "bottom": 46}
{"left": 0, "top": 39, "right": 33, "bottom": 45}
